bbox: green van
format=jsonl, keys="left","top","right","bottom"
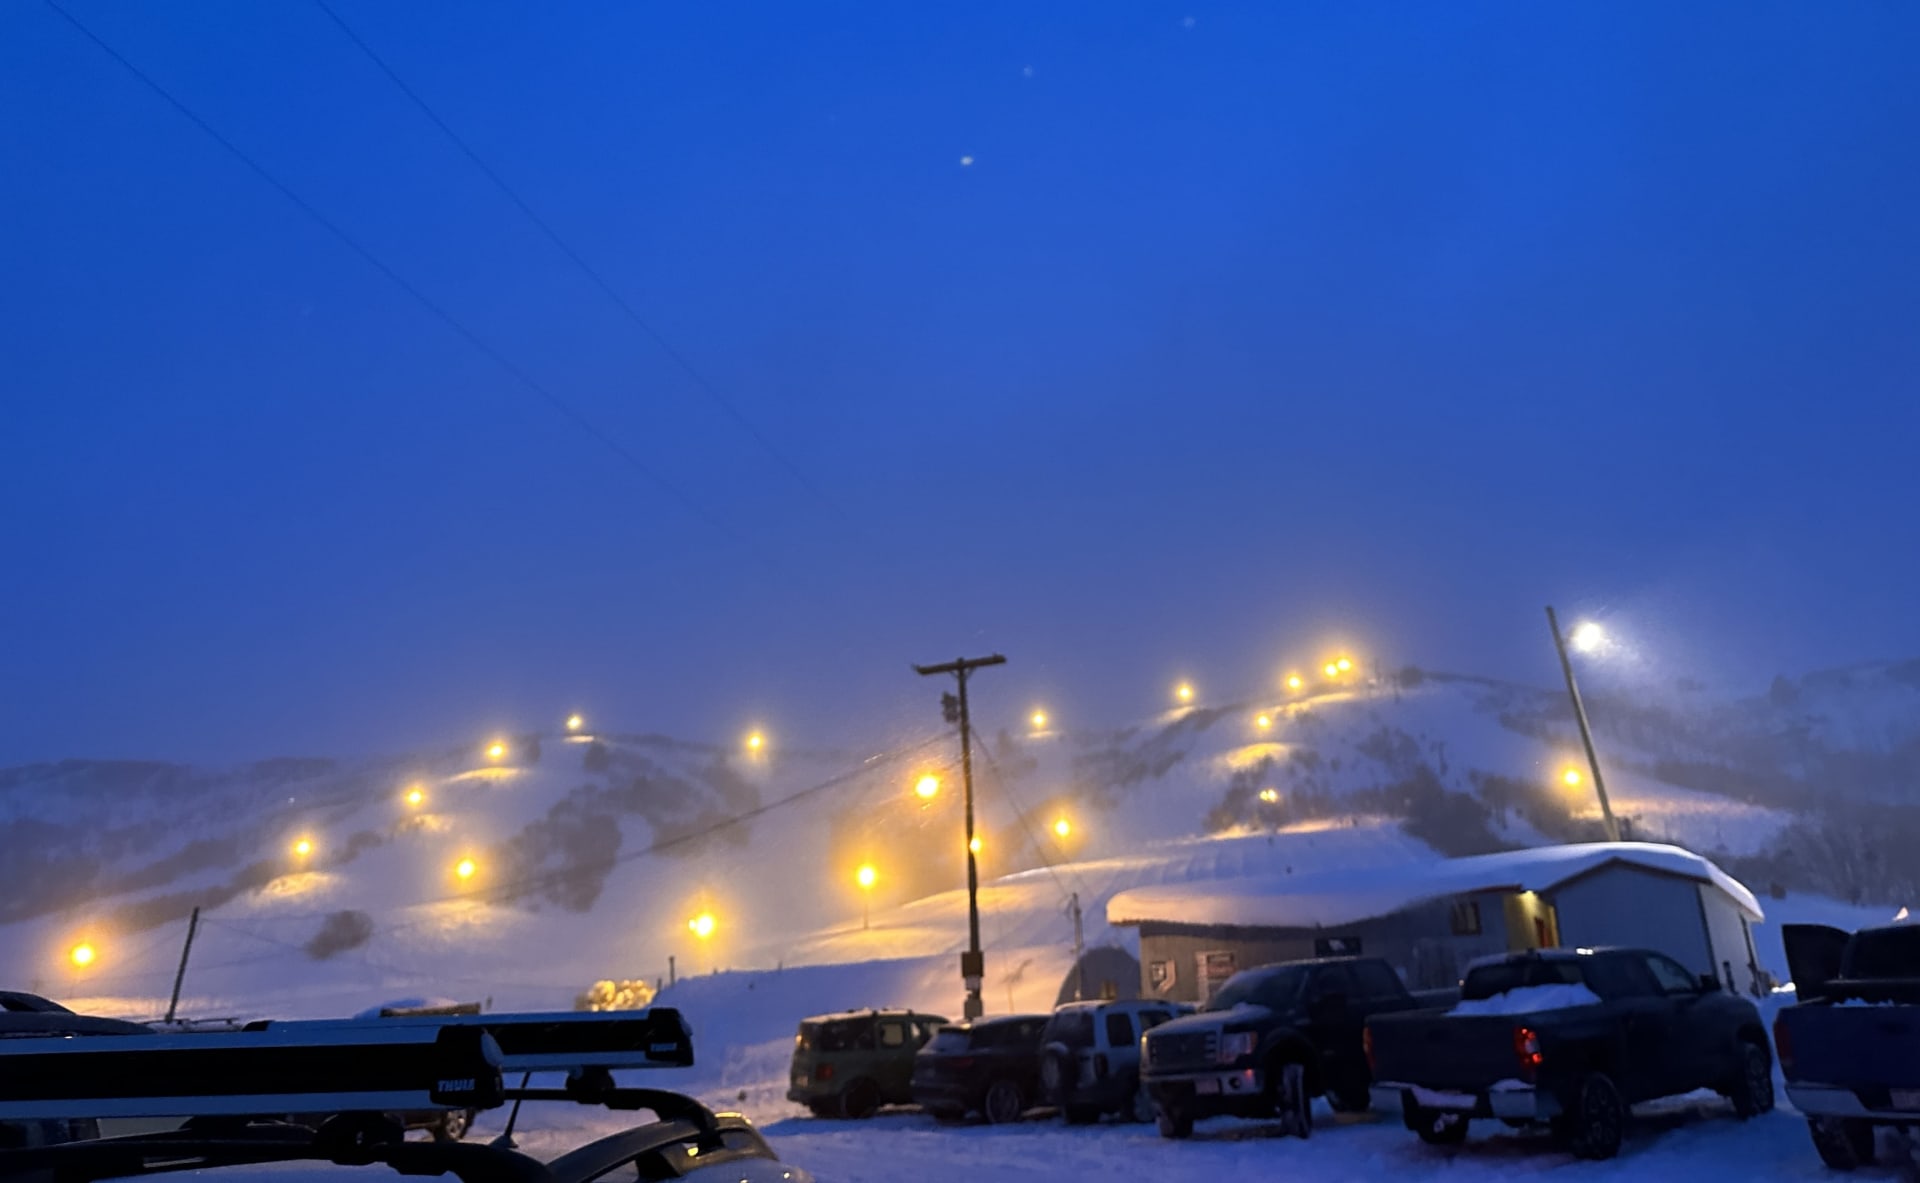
{"left": 787, "top": 1009, "right": 947, "bottom": 1118}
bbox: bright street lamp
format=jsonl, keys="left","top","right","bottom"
{"left": 1258, "top": 788, "right": 1280, "bottom": 804}
{"left": 1285, "top": 674, "right": 1304, "bottom": 692}
{"left": 745, "top": 731, "right": 765, "bottom": 754}
{"left": 915, "top": 774, "right": 941, "bottom": 800}
{"left": 404, "top": 786, "right": 425, "bottom": 808}
{"left": 1323, "top": 663, "right": 1340, "bottom": 678}
{"left": 485, "top": 741, "right": 508, "bottom": 762}
{"left": 968, "top": 836, "right": 982, "bottom": 855}
{"left": 1175, "top": 683, "right": 1195, "bottom": 704}
{"left": 291, "top": 837, "right": 314, "bottom": 859}
{"left": 1336, "top": 657, "right": 1353, "bottom": 673}
{"left": 688, "top": 912, "right": 716, "bottom": 940}
{"left": 856, "top": 865, "right": 877, "bottom": 930}
{"left": 1052, "top": 817, "right": 1072, "bottom": 840}
{"left": 1255, "top": 713, "right": 1273, "bottom": 730}
{"left": 454, "top": 857, "right": 477, "bottom": 882}
{"left": 1570, "top": 621, "right": 1605, "bottom": 654}
{"left": 69, "top": 942, "right": 96, "bottom": 969}
{"left": 1562, "top": 767, "right": 1583, "bottom": 788}
{"left": 566, "top": 713, "right": 585, "bottom": 733}
{"left": 1031, "top": 710, "right": 1048, "bottom": 730}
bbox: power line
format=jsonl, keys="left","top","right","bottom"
{"left": 39, "top": 0, "right": 741, "bottom": 543}
{"left": 307, "top": 0, "right": 842, "bottom": 515}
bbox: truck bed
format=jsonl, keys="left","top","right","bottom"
{"left": 1367, "top": 1010, "right": 1536, "bottom": 1093}
{"left": 1779, "top": 999, "right": 1920, "bottom": 1090}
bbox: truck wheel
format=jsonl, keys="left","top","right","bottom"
{"left": 839, "top": 1078, "right": 882, "bottom": 1120}
{"left": 1268, "top": 1060, "right": 1312, "bottom": 1139}
{"left": 430, "top": 1109, "right": 473, "bottom": 1143}
{"left": 1412, "top": 1108, "right": 1470, "bottom": 1147}
{"left": 1727, "top": 1041, "right": 1774, "bottom": 1119}
{"left": 1562, "top": 1073, "right": 1626, "bottom": 1161}
{"left": 1156, "top": 1104, "right": 1194, "bottom": 1139}
{"left": 1808, "top": 1117, "right": 1877, "bottom": 1171}
{"left": 983, "top": 1079, "right": 1027, "bottom": 1125}
{"left": 1127, "top": 1084, "right": 1157, "bottom": 1124}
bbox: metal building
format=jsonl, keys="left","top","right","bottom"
{"left": 1106, "top": 842, "right": 1765, "bottom": 1002}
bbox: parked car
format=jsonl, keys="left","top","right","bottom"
{"left": 1140, "top": 956, "right": 1446, "bottom": 1140}
{"left": 1776, "top": 921, "right": 1920, "bottom": 1170}
{"left": 910, "top": 1014, "right": 1049, "bottom": 1124}
{"left": 786, "top": 1009, "right": 947, "bottom": 1119}
{"left": 1040, "top": 999, "right": 1192, "bottom": 1124}
{"left": 1367, "top": 947, "right": 1773, "bottom": 1160}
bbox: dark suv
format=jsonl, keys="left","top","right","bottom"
{"left": 787, "top": 1009, "right": 946, "bottom": 1118}
{"left": 910, "top": 1015, "right": 1049, "bottom": 1124}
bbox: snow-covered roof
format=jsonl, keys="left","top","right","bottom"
{"left": 1105, "top": 842, "right": 1764, "bottom": 930}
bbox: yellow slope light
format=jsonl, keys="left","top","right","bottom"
{"left": 1336, "top": 657, "right": 1353, "bottom": 673}
{"left": 1286, "top": 674, "right": 1304, "bottom": 692}
{"left": 1562, "top": 767, "right": 1584, "bottom": 788}
{"left": 454, "top": 857, "right": 477, "bottom": 881}
{"left": 566, "top": 714, "right": 585, "bottom": 733}
{"left": 1256, "top": 714, "right": 1273, "bottom": 730}
{"left": 745, "top": 732, "right": 765, "bottom": 753}
{"left": 1175, "top": 683, "right": 1195, "bottom": 704}
{"left": 404, "top": 786, "right": 425, "bottom": 808}
{"left": 69, "top": 942, "right": 96, "bottom": 968}
{"left": 968, "top": 836, "right": 982, "bottom": 855}
{"left": 291, "top": 837, "right": 314, "bottom": 859}
{"left": 485, "top": 741, "right": 508, "bottom": 762}
{"left": 856, "top": 864, "right": 877, "bottom": 890}
{"left": 1053, "top": 817, "right": 1072, "bottom": 839}
{"left": 915, "top": 775, "right": 941, "bottom": 800}
{"left": 1031, "top": 710, "right": 1049, "bottom": 730}
{"left": 1323, "top": 663, "right": 1340, "bottom": 678}
{"left": 689, "top": 912, "right": 717, "bottom": 939}
{"left": 1259, "top": 788, "right": 1280, "bottom": 804}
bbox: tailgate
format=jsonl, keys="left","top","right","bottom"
{"left": 1368, "top": 1014, "right": 1524, "bottom": 1091}
{"left": 1782, "top": 1004, "right": 1920, "bottom": 1089}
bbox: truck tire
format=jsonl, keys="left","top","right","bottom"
{"left": 1558, "top": 1073, "right": 1626, "bottom": 1161}
{"left": 983, "top": 1078, "right": 1026, "bottom": 1125}
{"left": 1156, "top": 1104, "right": 1195, "bottom": 1139}
{"left": 839, "top": 1078, "right": 882, "bottom": 1120}
{"left": 1727, "top": 1041, "right": 1775, "bottom": 1119}
{"left": 1411, "top": 1108, "right": 1470, "bottom": 1147}
{"left": 1808, "top": 1117, "right": 1877, "bottom": 1171}
{"left": 1272, "top": 1060, "right": 1312, "bottom": 1139}
{"left": 1325, "top": 1085, "right": 1372, "bottom": 1115}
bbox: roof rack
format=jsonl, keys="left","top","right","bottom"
{"left": 0, "top": 1006, "right": 693, "bottom": 1121}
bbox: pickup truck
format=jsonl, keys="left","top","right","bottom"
{"left": 1776, "top": 921, "right": 1920, "bottom": 1170}
{"left": 1366, "top": 947, "right": 1773, "bottom": 1160}
{"left": 1139, "top": 955, "right": 1449, "bottom": 1140}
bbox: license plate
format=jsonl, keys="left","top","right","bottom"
{"left": 1195, "top": 1078, "right": 1221, "bottom": 1095}
{"left": 1892, "top": 1089, "right": 1920, "bottom": 1111}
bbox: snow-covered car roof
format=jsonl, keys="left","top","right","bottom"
{"left": 1105, "top": 841, "right": 1763, "bottom": 930}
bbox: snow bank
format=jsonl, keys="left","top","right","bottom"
{"left": 1448, "top": 984, "right": 1602, "bottom": 1016}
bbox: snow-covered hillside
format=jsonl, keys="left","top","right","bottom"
{"left": 2, "top": 663, "right": 1911, "bottom": 1028}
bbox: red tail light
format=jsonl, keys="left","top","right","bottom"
{"left": 1774, "top": 1015, "right": 1795, "bottom": 1076}
{"left": 1094, "top": 1054, "right": 1109, "bottom": 1078}
{"left": 1363, "top": 1027, "right": 1376, "bottom": 1074}
{"left": 1514, "top": 1026, "right": 1543, "bottom": 1080}
{"left": 950, "top": 1056, "right": 976, "bottom": 1070}
{"left": 816, "top": 1064, "right": 835, "bottom": 1082}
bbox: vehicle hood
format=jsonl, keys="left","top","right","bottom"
{"left": 1149, "top": 1004, "right": 1276, "bottom": 1036}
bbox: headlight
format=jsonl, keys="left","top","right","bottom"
{"left": 1219, "top": 1032, "right": 1257, "bottom": 1062}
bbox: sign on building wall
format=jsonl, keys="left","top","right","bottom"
{"left": 1314, "top": 935, "right": 1363, "bottom": 957}
{"left": 1197, "top": 951, "right": 1237, "bottom": 1001}
{"left": 1148, "top": 959, "right": 1176, "bottom": 994}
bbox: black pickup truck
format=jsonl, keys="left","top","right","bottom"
{"left": 1776, "top": 921, "right": 1920, "bottom": 1170}
{"left": 1366, "top": 948, "right": 1772, "bottom": 1160}
{"left": 1140, "top": 956, "right": 1450, "bottom": 1140}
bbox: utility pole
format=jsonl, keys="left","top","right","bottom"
{"left": 1067, "top": 892, "right": 1085, "bottom": 1002}
{"left": 914, "top": 653, "right": 1006, "bottom": 1020}
{"left": 164, "top": 906, "right": 201, "bottom": 1023}
{"left": 1545, "top": 605, "right": 1621, "bottom": 843}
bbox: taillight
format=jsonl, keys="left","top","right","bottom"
{"left": 1363, "top": 1027, "right": 1376, "bottom": 1074}
{"left": 816, "top": 1064, "right": 835, "bottom": 1082}
{"left": 951, "top": 1056, "right": 976, "bottom": 1070}
{"left": 1514, "top": 1026, "right": 1543, "bottom": 1080}
{"left": 1774, "top": 1016, "right": 1795, "bottom": 1076}
{"left": 1094, "top": 1053, "right": 1109, "bottom": 1078}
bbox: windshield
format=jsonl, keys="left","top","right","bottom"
{"left": 927, "top": 1028, "right": 973, "bottom": 1054}
{"left": 1207, "top": 967, "right": 1308, "bottom": 1013}
{"left": 1462, "top": 960, "right": 1588, "bottom": 1002}
{"left": 1043, "top": 1010, "right": 1096, "bottom": 1047}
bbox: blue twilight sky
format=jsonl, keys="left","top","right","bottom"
{"left": 3, "top": 1, "right": 1917, "bottom": 765}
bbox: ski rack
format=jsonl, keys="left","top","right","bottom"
{"left": 0, "top": 1006, "right": 694, "bottom": 1122}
